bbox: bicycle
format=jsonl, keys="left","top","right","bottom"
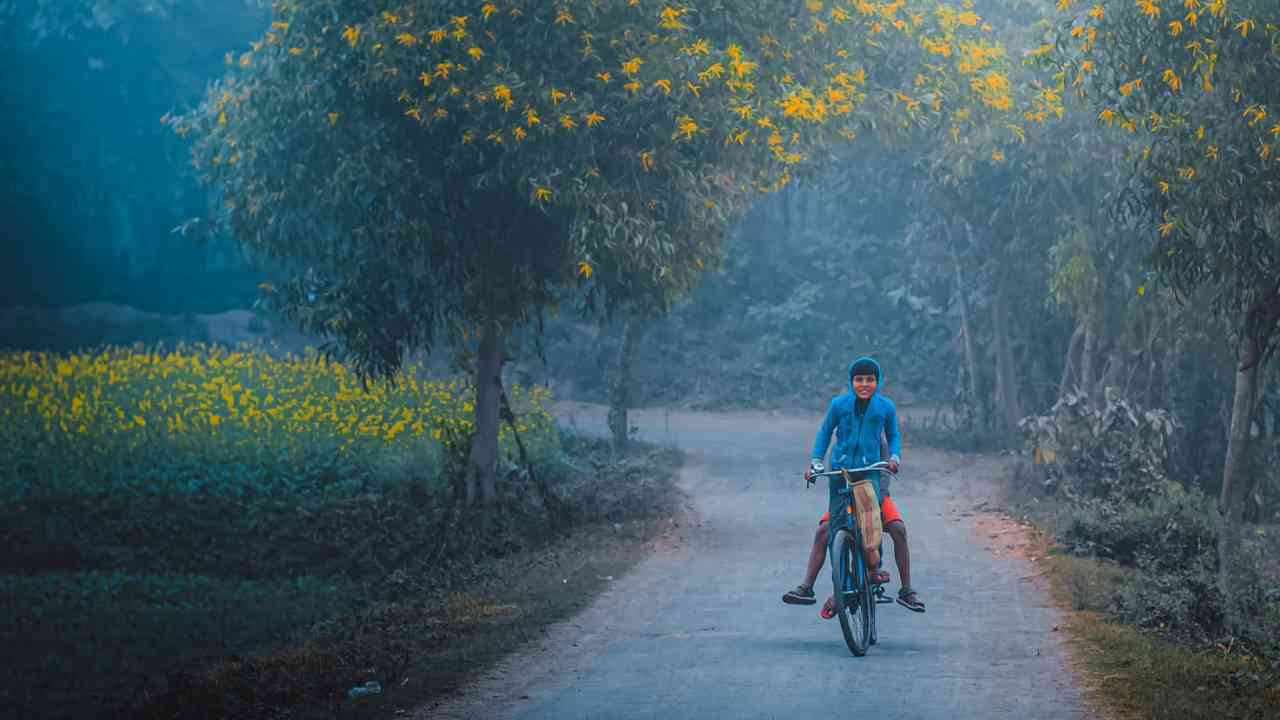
{"left": 807, "top": 461, "right": 896, "bottom": 656}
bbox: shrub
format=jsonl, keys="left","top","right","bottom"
{"left": 1113, "top": 537, "right": 1280, "bottom": 658}
{"left": 1020, "top": 387, "right": 1176, "bottom": 502}
{"left": 1056, "top": 481, "right": 1219, "bottom": 571}
{"left": 1054, "top": 482, "right": 1280, "bottom": 658}
{"left": 1113, "top": 551, "right": 1224, "bottom": 641}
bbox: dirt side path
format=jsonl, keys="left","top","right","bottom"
{"left": 421, "top": 405, "right": 1086, "bottom": 720}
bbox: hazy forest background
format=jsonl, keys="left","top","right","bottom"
{"left": 3, "top": 0, "right": 1279, "bottom": 718}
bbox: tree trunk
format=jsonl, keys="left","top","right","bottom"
{"left": 1244, "top": 383, "right": 1270, "bottom": 523}
{"left": 466, "top": 322, "right": 505, "bottom": 506}
{"left": 498, "top": 378, "right": 564, "bottom": 522}
{"left": 1080, "top": 312, "right": 1098, "bottom": 405}
{"left": 949, "top": 229, "right": 982, "bottom": 427}
{"left": 1099, "top": 345, "right": 1127, "bottom": 398}
{"left": 1058, "top": 320, "right": 1086, "bottom": 401}
{"left": 991, "top": 285, "right": 1023, "bottom": 432}
{"left": 1142, "top": 313, "right": 1164, "bottom": 407}
{"left": 1218, "top": 339, "right": 1261, "bottom": 576}
{"left": 608, "top": 316, "right": 645, "bottom": 454}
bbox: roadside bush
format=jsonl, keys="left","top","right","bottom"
{"left": 1113, "top": 538, "right": 1280, "bottom": 658}
{"left": 1113, "top": 551, "right": 1224, "bottom": 641}
{"left": 1019, "top": 388, "right": 1176, "bottom": 502}
{"left": 1056, "top": 481, "right": 1219, "bottom": 571}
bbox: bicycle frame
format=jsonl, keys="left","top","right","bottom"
{"left": 811, "top": 462, "right": 894, "bottom": 655}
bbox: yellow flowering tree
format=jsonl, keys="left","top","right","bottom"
{"left": 173, "top": 0, "right": 1020, "bottom": 504}
{"left": 880, "top": 0, "right": 1086, "bottom": 429}
{"left": 1051, "top": 0, "right": 1280, "bottom": 565}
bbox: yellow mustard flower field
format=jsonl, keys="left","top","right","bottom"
{"left": 0, "top": 344, "right": 557, "bottom": 498}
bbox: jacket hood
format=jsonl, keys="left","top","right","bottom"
{"left": 847, "top": 356, "right": 883, "bottom": 395}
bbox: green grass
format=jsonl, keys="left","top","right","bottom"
{"left": 0, "top": 433, "right": 682, "bottom": 720}
{"left": 1062, "top": 606, "right": 1280, "bottom": 720}
{"left": 2, "top": 571, "right": 361, "bottom": 716}
{"left": 1018, "top": 516, "right": 1280, "bottom": 719}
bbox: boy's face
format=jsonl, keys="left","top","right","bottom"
{"left": 852, "top": 374, "right": 878, "bottom": 399}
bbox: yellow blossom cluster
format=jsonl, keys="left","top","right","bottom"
{"left": 1051, "top": 0, "right": 1280, "bottom": 236}
{"left": 0, "top": 345, "right": 556, "bottom": 465}
{"left": 189, "top": 1, "right": 1021, "bottom": 189}
{"left": 173, "top": 0, "right": 1040, "bottom": 289}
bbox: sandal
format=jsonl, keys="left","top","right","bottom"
{"left": 869, "top": 569, "right": 891, "bottom": 585}
{"left": 782, "top": 585, "right": 817, "bottom": 605}
{"left": 897, "top": 588, "right": 926, "bottom": 613}
{"left": 820, "top": 596, "right": 837, "bottom": 620}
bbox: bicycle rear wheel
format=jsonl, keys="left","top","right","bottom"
{"left": 831, "top": 528, "right": 872, "bottom": 656}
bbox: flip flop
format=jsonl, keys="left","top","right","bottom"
{"left": 782, "top": 585, "right": 817, "bottom": 605}
{"left": 897, "top": 588, "right": 926, "bottom": 613}
{"left": 820, "top": 597, "right": 836, "bottom": 619}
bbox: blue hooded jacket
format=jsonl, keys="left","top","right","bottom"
{"left": 811, "top": 356, "right": 901, "bottom": 517}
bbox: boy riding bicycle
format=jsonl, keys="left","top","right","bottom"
{"left": 781, "top": 356, "right": 926, "bottom": 616}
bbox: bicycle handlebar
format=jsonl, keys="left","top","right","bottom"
{"left": 808, "top": 461, "right": 896, "bottom": 480}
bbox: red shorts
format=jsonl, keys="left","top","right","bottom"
{"left": 820, "top": 495, "right": 903, "bottom": 527}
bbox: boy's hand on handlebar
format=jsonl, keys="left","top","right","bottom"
{"left": 805, "top": 459, "right": 824, "bottom": 486}
{"left": 887, "top": 457, "right": 900, "bottom": 474}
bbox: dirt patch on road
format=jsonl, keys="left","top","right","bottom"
{"left": 962, "top": 508, "right": 1112, "bottom": 719}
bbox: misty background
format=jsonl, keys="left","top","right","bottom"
{"left": 3, "top": 1, "right": 1266, "bottom": 503}
{"left": 3, "top": 1, "right": 1279, "bottom": 718}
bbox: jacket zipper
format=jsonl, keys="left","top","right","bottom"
{"left": 853, "top": 399, "right": 868, "bottom": 466}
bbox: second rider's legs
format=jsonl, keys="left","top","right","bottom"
{"left": 881, "top": 496, "right": 925, "bottom": 612}
{"left": 783, "top": 511, "right": 925, "bottom": 614}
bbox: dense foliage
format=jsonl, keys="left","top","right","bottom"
{"left": 169, "top": 0, "right": 1020, "bottom": 360}
{"left": 1019, "top": 389, "right": 1278, "bottom": 662}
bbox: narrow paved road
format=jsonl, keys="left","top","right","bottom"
{"left": 426, "top": 405, "right": 1085, "bottom": 720}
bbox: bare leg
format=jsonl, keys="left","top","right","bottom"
{"left": 886, "top": 520, "right": 910, "bottom": 589}
{"left": 862, "top": 546, "right": 881, "bottom": 573}
{"left": 802, "top": 521, "right": 829, "bottom": 588}
{"left": 806, "top": 522, "right": 880, "bottom": 585}
{"left": 886, "top": 520, "right": 924, "bottom": 611}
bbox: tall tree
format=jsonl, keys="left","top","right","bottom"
{"left": 1053, "top": 0, "right": 1280, "bottom": 565}
{"left": 176, "top": 0, "right": 1024, "bottom": 503}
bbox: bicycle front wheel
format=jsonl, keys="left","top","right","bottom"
{"left": 831, "top": 528, "right": 872, "bottom": 656}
